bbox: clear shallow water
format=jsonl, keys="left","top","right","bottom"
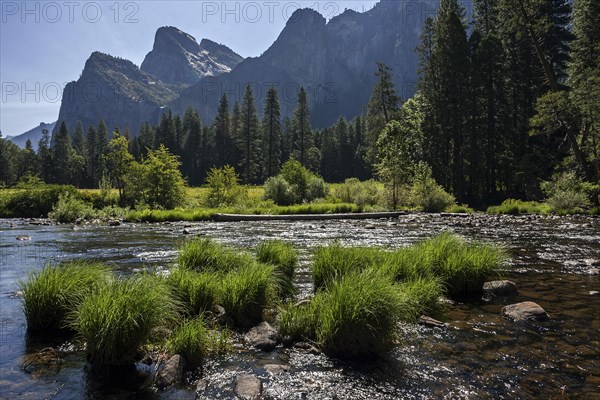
{"left": 0, "top": 214, "right": 599, "bottom": 399}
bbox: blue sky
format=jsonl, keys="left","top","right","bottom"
{"left": 0, "top": 0, "right": 379, "bottom": 136}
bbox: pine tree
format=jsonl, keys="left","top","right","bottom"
{"left": 51, "top": 122, "right": 76, "bottom": 184}
{"left": 182, "top": 107, "right": 203, "bottom": 185}
{"left": 214, "top": 93, "right": 234, "bottom": 168}
{"left": 230, "top": 101, "right": 242, "bottom": 170}
{"left": 262, "top": 86, "right": 282, "bottom": 178}
{"left": 38, "top": 128, "right": 52, "bottom": 182}
{"left": 366, "top": 62, "right": 401, "bottom": 155}
{"left": 237, "top": 85, "right": 262, "bottom": 184}
{"left": 291, "top": 87, "right": 313, "bottom": 167}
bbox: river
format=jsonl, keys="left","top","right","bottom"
{"left": 1, "top": 213, "right": 599, "bottom": 399}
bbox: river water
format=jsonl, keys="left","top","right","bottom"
{"left": 1, "top": 214, "right": 599, "bottom": 399}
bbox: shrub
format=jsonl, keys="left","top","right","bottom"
{"left": 48, "top": 192, "right": 97, "bottom": 222}
{"left": 0, "top": 183, "right": 79, "bottom": 218}
{"left": 408, "top": 163, "right": 455, "bottom": 212}
{"left": 19, "top": 261, "right": 112, "bottom": 331}
{"left": 264, "top": 160, "right": 329, "bottom": 205}
{"left": 542, "top": 172, "right": 591, "bottom": 214}
{"left": 167, "top": 267, "right": 221, "bottom": 315}
{"left": 447, "top": 204, "right": 475, "bottom": 213}
{"left": 204, "top": 166, "right": 247, "bottom": 207}
{"left": 332, "top": 178, "right": 384, "bottom": 208}
{"left": 313, "top": 269, "right": 402, "bottom": 357}
{"left": 177, "top": 238, "right": 254, "bottom": 273}
{"left": 263, "top": 175, "right": 296, "bottom": 206}
{"left": 67, "top": 274, "right": 179, "bottom": 366}
{"left": 220, "top": 263, "right": 274, "bottom": 329}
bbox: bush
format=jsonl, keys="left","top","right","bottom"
{"left": 67, "top": 274, "right": 179, "bottom": 366}
{"left": 332, "top": 178, "right": 384, "bottom": 208}
{"left": 220, "top": 263, "right": 274, "bottom": 329}
{"left": 0, "top": 183, "right": 79, "bottom": 218}
{"left": 264, "top": 160, "right": 329, "bottom": 205}
{"left": 167, "top": 267, "right": 221, "bottom": 315}
{"left": 48, "top": 192, "right": 97, "bottom": 222}
{"left": 313, "top": 269, "right": 402, "bottom": 357}
{"left": 19, "top": 261, "right": 112, "bottom": 331}
{"left": 256, "top": 240, "right": 298, "bottom": 298}
{"left": 408, "top": 163, "right": 455, "bottom": 212}
{"left": 204, "top": 166, "right": 247, "bottom": 207}
{"left": 542, "top": 172, "right": 591, "bottom": 214}
{"left": 263, "top": 175, "right": 296, "bottom": 206}
{"left": 177, "top": 238, "right": 254, "bottom": 273}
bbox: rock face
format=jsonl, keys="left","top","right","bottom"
{"left": 171, "top": 0, "right": 442, "bottom": 127}
{"left": 156, "top": 354, "right": 186, "bottom": 388}
{"left": 140, "top": 26, "right": 243, "bottom": 85}
{"left": 53, "top": 51, "right": 178, "bottom": 136}
{"left": 502, "top": 301, "right": 549, "bottom": 322}
{"left": 234, "top": 374, "right": 262, "bottom": 399}
{"left": 483, "top": 280, "right": 518, "bottom": 297}
{"left": 244, "top": 322, "right": 280, "bottom": 351}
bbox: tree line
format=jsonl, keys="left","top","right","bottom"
{"left": 1, "top": 0, "right": 598, "bottom": 209}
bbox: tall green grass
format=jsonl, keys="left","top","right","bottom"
{"left": 220, "top": 263, "right": 274, "bottom": 330}
{"left": 312, "top": 233, "right": 507, "bottom": 297}
{"left": 280, "top": 269, "right": 404, "bottom": 357}
{"left": 487, "top": 199, "right": 552, "bottom": 215}
{"left": 167, "top": 267, "right": 221, "bottom": 315}
{"left": 397, "top": 277, "right": 445, "bottom": 319}
{"left": 256, "top": 240, "right": 298, "bottom": 298}
{"left": 165, "top": 318, "right": 229, "bottom": 367}
{"left": 67, "top": 274, "right": 179, "bottom": 366}
{"left": 19, "top": 261, "right": 112, "bottom": 331}
{"left": 178, "top": 238, "right": 254, "bottom": 273}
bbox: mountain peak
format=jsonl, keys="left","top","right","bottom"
{"left": 141, "top": 26, "right": 243, "bottom": 85}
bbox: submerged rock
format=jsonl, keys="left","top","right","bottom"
{"left": 418, "top": 315, "right": 448, "bottom": 329}
{"left": 264, "top": 363, "right": 290, "bottom": 374}
{"left": 586, "top": 268, "right": 599, "bottom": 276}
{"left": 235, "top": 374, "right": 262, "bottom": 399}
{"left": 16, "top": 235, "right": 31, "bottom": 241}
{"left": 483, "top": 280, "right": 518, "bottom": 297}
{"left": 108, "top": 220, "right": 121, "bottom": 226}
{"left": 502, "top": 301, "right": 549, "bottom": 322}
{"left": 156, "top": 354, "right": 186, "bottom": 389}
{"left": 365, "top": 224, "right": 376, "bottom": 230}
{"left": 245, "top": 322, "right": 280, "bottom": 351}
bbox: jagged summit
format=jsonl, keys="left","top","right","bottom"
{"left": 140, "top": 26, "right": 243, "bottom": 85}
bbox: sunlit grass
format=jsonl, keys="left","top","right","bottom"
{"left": 67, "top": 274, "right": 179, "bottom": 367}
{"left": 19, "top": 261, "right": 112, "bottom": 331}
{"left": 177, "top": 238, "right": 254, "bottom": 273}
{"left": 167, "top": 267, "right": 221, "bottom": 316}
{"left": 487, "top": 199, "right": 552, "bottom": 215}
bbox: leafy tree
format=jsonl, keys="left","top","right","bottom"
{"left": 262, "top": 86, "right": 282, "bottom": 178}
{"left": 134, "top": 145, "right": 185, "bottom": 209}
{"left": 104, "top": 131, "right": 134, "bottom": 205}
{"left": 375, "top": 96, "right": 425, "bottom": 209}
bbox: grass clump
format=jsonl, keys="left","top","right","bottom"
{"left": 167, "top": 267, "right": 221, "bottom": 315}
{"left": 447, "top": 204, "right": 475, "bottom": 213}
{"left": 414, "top": 233, "right": 507, "bottom": 296}
{"left": 397, "top": 277, "right": 445, "bottom": 319}
{"left": 256, "top": 240, "right": 298, "bottom": 298}
{"left": 19, "top": 261, "right": 111, "bottom": 331}
{"left": 285, "top": 269, "right": 403, "bottom": 358}
{"left": 48, "top": 191, "right": 98, "bottom": 222}
{"left": 220, "top": 263, "right": 274, "bottom": 330}
{"left": 67, "top": 274, "right": 179, "bottom": 366}
{"left": 178, "top": 238, "right": 254, "bottom": 273}
{"left": 165, "top": 318, "right": 229, "bottom": 367}
{"left": 312, "top": 244, "right": 387, "bottom": 291}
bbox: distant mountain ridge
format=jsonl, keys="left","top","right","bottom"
{"left": 7, "top": 122, "right": 56, "bottom": 150}
{"left": 54, "top": 0, "right": 440, "bottom": 134}
{"left": 53, "top": 28, "right": 243, "bottom": 135}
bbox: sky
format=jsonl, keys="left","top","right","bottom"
{"left": 0, "top": 0, "right": 379, "bottom": 136}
